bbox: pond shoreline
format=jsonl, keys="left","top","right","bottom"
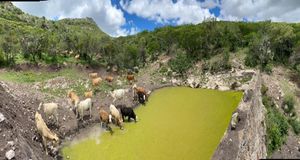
{"left": 62, "top": 87, "right": 243, "bottom": 160}
{"left": 0, "top": 65, "right": 263, "bottom": 160}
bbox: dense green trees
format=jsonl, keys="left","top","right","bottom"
{"left": 245, "top": 22, "right": 296, "bottom": 72}
{"left": 1, "top": 31, "right": 18, "bottom": 66}
{"left": 0, "top": 2, "right": 300, "bottom": 73}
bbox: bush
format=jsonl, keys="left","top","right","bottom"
{"left": 159, "top": 66, "right": 168, "bottom": 74}
{"left": 296, "top": 64, "right": 300, "bottom": 73}
{"left": 169, "top": 50, "right": 192, "bottom": 76}
{"left": 282, "top": 95, "right": 295, "bottom": 114}
{"left": 288, "top": 118, "right": 300, "bottom": 135}
{"left": 266, "top": 109, "right": 289, "bottom": 155}
{"left": 263, "top": 63, "right": 273, "bottom": 74}
{"left": 0, "top": 50, "right": 5, "bottom": 66}
{"left": 262, "top": 86, "right": 289, "bottom": 156}
{"left": 208, "top": 51, "right": 231, "bottom": 73}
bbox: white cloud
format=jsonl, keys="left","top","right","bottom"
{"left": 219, "top": 0, "right": 300, "bottom": 22}
{"left": 120, "top": 0, "right": 215, "bottom": 25}
{"left": 13, "top": 0, "right": 128, "bottom": 37}
{"left": 12, "top": 0, "right": 300, "bottom": 37}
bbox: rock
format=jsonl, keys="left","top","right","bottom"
{"left": 230, "top": 81, "right": 242, "bottom": 90}
{"left": 116, "top": 80, "right": 122, "bottom": 86}
{"left": 283, "top": 104, "right": 288, "bottom": 110}
{"left": 187, "top": 76, "right": 200, "bottom": 88}
{"left": 218, "top": 86, "right": 230, "bottom": 91}
{"left": 112, "top": 65, "right": 118, "bottom": 72}
{"left": 231, "top": 112, "right": 239, "bottom": 130}
{"left": 5, "top": 149, "right": 15, "bottom": 160}
{"left": 133, "top": 66, "right": 139, "bottom": 73}
{"left": 0, "top": 112, "right": 5, "bottom": 122}
{"left": 171, "top": 78, "right": 181, "bottom": 86}
{"left": 214, "top": 84, "right": 219, "bottom": 90}
{"left": 243, "top": 89, "right": 253, "bottom": 102}
{"left": 162, "top": 77, "right": 167, "bottom": 83}
{"left": 276, "top": 96, "right": 280, "bottom": 100}
{"left": 172, "top": 72, "right": 178, "bottom": 77}
{"left": 7, "top": 141, "right": 14, "bottom": 146}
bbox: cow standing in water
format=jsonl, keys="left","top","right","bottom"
{"left": 132, "top": 84, "right": 148, "bottom": 104}
{"left": 119, "top": 106, "right": 137, "bottom": 122}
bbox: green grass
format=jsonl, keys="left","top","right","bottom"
{"left": 288, "top": 118, "right": 300, "bottom": 135}
{"left": 262, "top": 84, "right": 289, "bottom": 156}
{"left": 62, "top": 87, "right": 242, "bottom": 160}
{"left": 0, "top": 68, "right": 82, "bottom": 83}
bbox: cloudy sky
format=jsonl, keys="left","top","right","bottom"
{"left": 13, "top": 0, "right": 300, "bottom": 37}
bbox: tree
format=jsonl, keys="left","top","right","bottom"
{"left": 169, "top": 50, "right": 192, "bottom": 76}
{"left": 269, "top": 23, "right": 295, "bottom": 64}
{"left": 1, "top": 32, "right": 18, "bottom": 66}
{"left": 47, "top": 32, "right": 60, "bottom": 63}
{"left": 20, "top": 31, "right": 47, "bottom": 63}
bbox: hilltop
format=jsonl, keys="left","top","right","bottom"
{"left": 0, "top": 2, "right": 108, "bottom": 66}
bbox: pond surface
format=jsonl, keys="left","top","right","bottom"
{"left": 62, "top": 87, "right": 242, "bottom": 160}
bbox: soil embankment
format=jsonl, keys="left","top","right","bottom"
{"left": 0, "top": 81, "right": 50, "bottom": 160}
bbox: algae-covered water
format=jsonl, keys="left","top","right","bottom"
{"left": 62, "top": 87, "right": 242, "bottom": 160}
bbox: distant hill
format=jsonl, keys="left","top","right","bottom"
{"left": 0, "top": 1, "right": 109, "bottom": 66}
{"left": 0, "top": 2, "right": 107, "bottom": 37}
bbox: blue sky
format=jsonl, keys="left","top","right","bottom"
{"left": 13, "top": 0, "right": 300, "bottom": 37}
{"left": 111, "top": 0, "right": 221, "bottom": 33}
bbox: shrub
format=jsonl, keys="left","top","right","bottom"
{"left": 296, "top": 64, "right": 300, "bottom": 73}
{"left": 0, "top": 50, "right": 5, "bottom": 66}
{"left": 263, "top": 63, "right": 273, "bottom": 74}
{"left": 282, "top": 95, "right": 295, "bottom": 114}
{"left": 169, "top": 50, "right": 192, "bottom": 76}
{"left": 288, "top": 118, "right": 300, "bottom": 135}
{"left": 208, "top": 51, "right": 231, "bottom": 73}
{"left": 266, "top": 106, "right": 289, "bottom": 156}
{"left": 159, "top": 66, "right": 168, "bottom": 74}
{"left": 262, "top": 86, "right": 289, "bottom": 156}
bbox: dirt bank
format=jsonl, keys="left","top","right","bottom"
{"left": 0, "top": 81, "right": 50, "bottom": 160}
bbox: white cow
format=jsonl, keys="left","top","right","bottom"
{"left": 76, "top": 98, "right": 92, "bottom": 120}
{"left": 39, "top": 102, "right": 59, "bottom": 123}
{"left": 110, "top": 89, "right": 129, "bottom": 102}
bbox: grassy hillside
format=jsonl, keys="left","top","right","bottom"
{"left": 0, "top": 2, "right": 299, "bottom": 75}
{"left": 0, "top": 2, "right": 108, "bottom": 66}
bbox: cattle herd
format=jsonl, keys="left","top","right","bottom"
{"left": 34, "top": 71, "right": 150, "bottom": 155}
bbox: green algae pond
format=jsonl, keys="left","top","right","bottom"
{"left": 62, "top": 87, "right": 242, "bottom": 160}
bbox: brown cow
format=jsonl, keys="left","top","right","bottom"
{"left": 127, "top": 74, "right": 134, "bottom": 84}
{"left": 89, "top": 72, "right": 98, "bottom": 79}
{"left": 105, "top": 76, "right": 114, "bottom": 82}
{"left": 67, "top": 91, "right": 79, "bottom": 109}
{"left": 99, "top": 108, "right": 113, "bottom": 134}
{"left": 84, "top": 90, "right": 93, "bottom": 98}
{"left": 92, "top": 77, "right": 102, "bottom": 86}
{"left": 132, "top": 84, "right": 148, "bottom": 102}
